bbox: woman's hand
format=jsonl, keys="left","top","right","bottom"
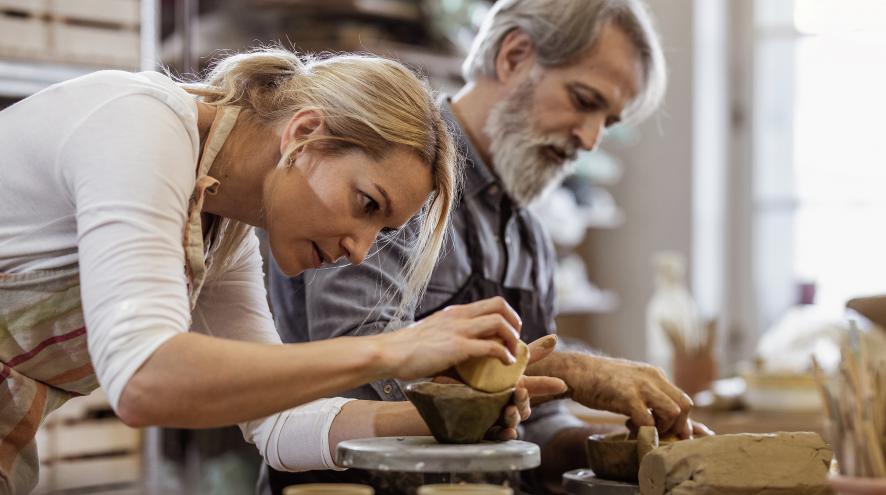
{"left": 374, "top": 297, "right": 523, "bottom": 381}
{"left": 485, "top": 335, "right": 568, "bottom": 441}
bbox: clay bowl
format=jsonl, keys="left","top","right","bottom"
{"left": 283, "top": 484, "right": 374, "bottom": 494}
{"left": 829, "top": 474, "right": 886, "bottom": 495}
{"left": 586, "top": 428, "right": 671, "bottom": 483}
{"left": 404, "top": 382, "right": 513, "bottom": 444}
{"left": 418, "top": 484, "right": 513, "bottom": 494}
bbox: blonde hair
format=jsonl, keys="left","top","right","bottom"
{"left": 182, "top": 47, "right": 459, "bottom": 318}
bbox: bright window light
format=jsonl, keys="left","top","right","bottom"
{"left": 794, "top": 0, "right": 886, "bottom": 34}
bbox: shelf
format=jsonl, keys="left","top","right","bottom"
{"left": 0, "top": 59, "right": 97, "bottom": 98}
{"left": 0, "top": 0, "right": 157, "bottom": 99}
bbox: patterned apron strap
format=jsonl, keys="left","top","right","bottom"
{"left": 182, "top": 105, "right": 241, "bottom": 309}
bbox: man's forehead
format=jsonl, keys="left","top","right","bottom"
{"left": 556, "top": 26, "right": 645, "bottom": 103}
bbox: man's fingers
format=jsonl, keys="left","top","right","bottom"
{"left": 501, "top": 404, "right": 520, "bottom": 429}
{"left": 521, "top": 376, "right": 568, "bottom": 397}
{"left": 691, "top": 420, "right": 715, "bottom": 437}
{"left": 646, "top": 389, "right": 682, "bottom": 434}
{"left": 626, "top": 398, "right": 655, "bottom": 428}
{"left": 526, "top": 335, "right": 558, "bottom": 364}
{"left": 497, "top": 427, "right": 518, "bottom": 441}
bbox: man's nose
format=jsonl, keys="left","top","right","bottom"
{"left": 573, "top": 116, "right": 605, "bottom": 152}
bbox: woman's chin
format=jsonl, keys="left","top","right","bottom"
{"left": 276, "top": 257, "right": 307, "bottom": 277}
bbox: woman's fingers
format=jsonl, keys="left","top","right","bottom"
{"left": 462, "top": 314, "right": 520, "bottom": 358}
{"left": 462, "top": 338, "right": 515, "bottom": 365}
{"left": 526, "top": 335, "right": 558, "bottom": 364}
{"left": 451, "top": 297, "right": 522, "bottom": 333}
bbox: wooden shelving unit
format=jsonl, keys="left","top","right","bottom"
{"left": 0, "top": 0, "right": 158, "bottom": 98}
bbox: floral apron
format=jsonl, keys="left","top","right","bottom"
{"left": 0, "top": 105, "right": 240, "bottom": 494}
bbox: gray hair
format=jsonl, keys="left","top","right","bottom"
{"left": 462, "top": 0, "right": 666, "bottom": 123}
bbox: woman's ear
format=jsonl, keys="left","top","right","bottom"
{"left": 280, "top": 108, "right": 326, "bottom": 157}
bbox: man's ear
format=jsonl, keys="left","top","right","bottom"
{"left": 494, "top": 28, "right": 536, "bottom": 85}
{"left": 280, "top": 108, "right": 325, "bottom": 157}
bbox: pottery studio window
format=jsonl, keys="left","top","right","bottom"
{"left": 751, "top": 0, "right": 886, "bottom": 328}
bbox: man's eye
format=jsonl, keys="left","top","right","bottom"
{"left": 573, "top": 92, "right": 599, "bottom": 111}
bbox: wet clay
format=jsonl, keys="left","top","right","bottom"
{"left": 456, "top": 341, "right": 529, "bottom": 393}
{"left": 586, "top": 426, "right": 665, "bottom": 482}
{"left": 404, "top": 382, "right": 513, "bottom": 444}
{"left": 638, "top": 432, "right": 833, "bottom": 495}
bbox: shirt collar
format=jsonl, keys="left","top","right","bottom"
{"left": 439, "top": 97, "right": 501, "bottom": 199}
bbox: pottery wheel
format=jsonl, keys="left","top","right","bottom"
{"left": 562, "top": 469, "right": 640, "bottom": 495}
{"left": 336, "top": 436, "right": 540, "bottom": 473}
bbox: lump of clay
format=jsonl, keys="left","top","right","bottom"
{"left": 638, "top": 432, "right": 833, "bottom": 495}
{"left": 586, "top": 426, "right": 662, "bottom": 482}
{"left": 404, "top": 382, "right": 513, "bottom": 444}
{"left": 456, "top": 340, "right": 529, "bottom": 393}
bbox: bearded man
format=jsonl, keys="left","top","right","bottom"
{"left": 265, "top": 0, "right": 709, "bottom": 493}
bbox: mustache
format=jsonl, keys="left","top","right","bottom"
{"left": 530, "top": 134, "right": 579, "bottom": 166}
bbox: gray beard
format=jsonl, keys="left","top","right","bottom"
{"left": 484, "top": 74, "right": 578, "bottom": 206}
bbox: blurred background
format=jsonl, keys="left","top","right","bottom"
{"left": 2, "top": 0, "right": 885, "bottom": 493}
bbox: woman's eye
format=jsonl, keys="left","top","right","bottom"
{"left": 361, "top": 193, "right": 380, "bottom": 214}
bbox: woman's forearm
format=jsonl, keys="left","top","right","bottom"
{"left": 328, "top": 400, "right": 429, "bottom": 459}
{"left": 116, "top": 332, "right": 390, "bottom": 427}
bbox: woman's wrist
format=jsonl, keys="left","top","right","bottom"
{"left": 362, "top": 332, "right": 401, "bottom": 381}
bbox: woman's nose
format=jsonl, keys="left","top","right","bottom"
{"left": 342, "top": 226, "right": 379, "bottom": 265}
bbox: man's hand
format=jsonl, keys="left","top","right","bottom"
{"left": 485, "top": 335, "right": 568, "bottom": 440}
{"left": 528, "top": 353, "right": 694, "bottom": 439}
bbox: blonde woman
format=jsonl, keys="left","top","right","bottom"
{"left": 0, "top": 48, "right": 565, "bottom": 494}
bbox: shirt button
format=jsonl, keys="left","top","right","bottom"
{"left": 383, "top": 384, "right": 393, "bottom": 395}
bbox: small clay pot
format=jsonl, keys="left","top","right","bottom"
{"left": 829, "top": 474, "right": 886, "bottom": 495}
{"left": 417, "top": 484, "right": 513, "bottom": 494}
{"left": 283, "top": 484, "right": 374, "bottom": 494}
{"left": 585, "top": 426, "right": 663, "bottom": 482}
{"left": 404, "top": 382, "right": 513, "bottom": 444}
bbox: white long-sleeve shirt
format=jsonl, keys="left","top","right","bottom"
{"left": 0, "top": 70, "right": 350, "bottom": 471}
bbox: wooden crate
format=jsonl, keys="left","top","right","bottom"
{"left": 0, "top": 0, "right": 140, "bottom": 69}
{"left": 0, "top": 14, "right": 50, "bottom": 59}
{"left": 34, "top": 390, "right": 144, "bottom": 493}
{"left": 0, "top": 0, "right": 49, "bottom": 15}
{"left": 50, "top": 0, "right": 139, "bottom": 28}
{"left": 51, "top": 21, "right": 140, "bottom": 68}
{"left": 40, "top": 419, "right": 141, "bottom": 459}
{"left": 37, "top": 453, "right": 142, "bottom": 492}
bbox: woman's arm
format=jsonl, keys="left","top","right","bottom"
{"left": 118, "top": 296, "right": 522, "bottom": 427}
